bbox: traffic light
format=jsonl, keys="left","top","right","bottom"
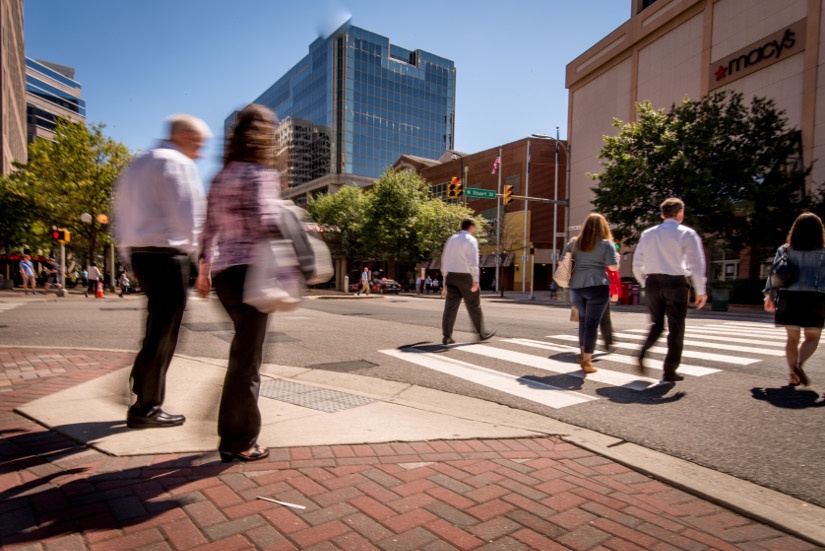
{"left": 51, "top": 229, "right": 70, "bottom": 244}
{"left": 447, "top": 176, "right": 463, "bottom": 199}
{"left": 503, "top": 185, "right": 514, "bottom": 205}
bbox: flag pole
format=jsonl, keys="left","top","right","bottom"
{"left": 495, "top": 146, "right": 502, "bottom": 296}
{"left": 522, "top": 139, "right": 530, "bottom": 294}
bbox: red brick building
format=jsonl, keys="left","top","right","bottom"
{"left": 394, "top": 137, "right": 567, "bottom": 291}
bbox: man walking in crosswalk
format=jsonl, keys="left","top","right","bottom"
{"left": 633, "top": 198, "right": 707, "bottom": 382}
{"left": 441, "top": 218, "right": 496, "bottom": 345}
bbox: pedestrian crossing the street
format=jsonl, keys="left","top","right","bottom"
{"left": 380, "top": 321, "right": 787, "bottom": 410}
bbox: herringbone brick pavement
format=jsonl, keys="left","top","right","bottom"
{"left": 0, "top": 348, "right": 817, "bottom": 550}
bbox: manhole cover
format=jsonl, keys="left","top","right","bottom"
{"left": 259, "top": 380, "right": 376, "bottom": 412}
{"left": 308, "top": 360, "right": 377, "bottom": 372}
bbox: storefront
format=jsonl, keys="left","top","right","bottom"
{"left": 566, "top": 0, "right": 824, "bottom": 278}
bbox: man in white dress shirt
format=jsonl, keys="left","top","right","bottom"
{"left": 113, "top": 114, "right": 210, "bottom": 428}
{"left": 633, "top": 198, "right": 707, "bottom": 382}
{"left": 441, "top": 218, "right": 496, "bottom": 345}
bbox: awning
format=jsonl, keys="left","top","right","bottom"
{"left": 480, "top": 253, "right": 514, "bottom": 268}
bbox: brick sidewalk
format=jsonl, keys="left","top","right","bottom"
{"left": 0, "top": 348, "right": 816, "bottom": 550}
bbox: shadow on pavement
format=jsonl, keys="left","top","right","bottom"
{"left": 751, "top": 386, "right": 825, "bottom": 409}
{"left": 518, "top": 374, "right": 585, "bottom": 391}
{"left": 596, "top": 383, "right": 686, "bottom": 405}
{"left": 0, "top": 426, "right": 230, "bottom": 545}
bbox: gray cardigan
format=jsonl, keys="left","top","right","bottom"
{"left": 562, "top": 239, "right": 617, "bottom": 289}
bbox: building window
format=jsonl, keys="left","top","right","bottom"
{"left": 641, "top": 0, "right": 658, "bottom": 9}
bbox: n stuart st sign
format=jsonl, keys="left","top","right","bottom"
{"left": 709, "top": 19, "right": 806, "bottom": 91}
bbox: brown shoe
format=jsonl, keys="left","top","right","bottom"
{"left": 580, "top": 357, "right": 597, "bottom": 374}
{"left": 636, "top": 356, "right": 647, "bottom": 375}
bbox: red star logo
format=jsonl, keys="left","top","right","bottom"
{"left": 714, "top": 65, "right": 727, "bottom": 80}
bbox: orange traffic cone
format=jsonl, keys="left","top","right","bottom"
{"left": 95, "top": 280, "right": 104, "bottom": 298}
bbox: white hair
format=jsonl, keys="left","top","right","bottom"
{"left": 166, "top": 114, "right": 213, "bottom": 139}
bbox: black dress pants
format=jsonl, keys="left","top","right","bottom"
{"left": 442, "top": 273, "right": 486, "bottom": 338}
{"left": 214, "top": 265, "right": 270, "bottom": 453}
{"left": 129, "top": 250, "right": 189, "bottom": 412}
{"left": 639, "top": 274, "right": 690, "bottom": 374}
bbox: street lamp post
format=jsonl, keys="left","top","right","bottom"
{"left": 531, "top": 131, "right": 569, "bottom": 299}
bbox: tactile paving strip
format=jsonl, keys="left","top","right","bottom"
{"left": 259, "top": 379, "right": 377, "bottom": 413}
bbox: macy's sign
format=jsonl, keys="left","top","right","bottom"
{"left": 709, "top": 19, "right": 806, "bottom": 91}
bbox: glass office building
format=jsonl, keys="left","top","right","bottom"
{"left": 228, "top": 22, "right": 456, "bottom": 199}
{"left": 25, "top": 58, "right": 86, "bottom": 143}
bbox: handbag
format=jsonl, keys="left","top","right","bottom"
{"left": 553, "top": 240, "right": 576, "bottom": 288}
{"left": 279, "top": 202, "right": 334, "bottom": 285}
{"left": 243, "top": 239, "right": 303, "bottom": 313}
{"left": 769, "top": 246, "right": 797, "bottom": 290}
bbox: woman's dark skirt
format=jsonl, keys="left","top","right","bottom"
{"left": 775, "top": 290, "right": 825, "bottom": 329}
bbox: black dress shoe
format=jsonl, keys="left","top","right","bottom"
{"left": 480, "top": 329, "right": 497, "bottom": 342}
{"left": 127, "top": 407, "right": 186, "bottom": 428}
{"left": 662, "top": 373, "right": 685, "bottom": 382}
{"left": 442, "top": 337, "right": 455, "bottom": 345}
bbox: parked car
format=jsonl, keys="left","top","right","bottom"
{"left": 348, "top": 278, "right": 402, "bottom": 294}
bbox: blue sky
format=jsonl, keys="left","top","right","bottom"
{"left": 25, "top": 1, "right": 629, "bottom": 181}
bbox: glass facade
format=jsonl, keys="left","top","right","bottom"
{"left": 229, "top": 23, "right": 456, "bottom": 188}
{"left": 25, "top": 58, "right": 85, "bottom": 142}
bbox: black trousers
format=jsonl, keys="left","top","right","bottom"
{"left": 442, "top": 273, "right": 485, "bottom": 338}
{"left": 639, "top": 274, "right": 690, "bottom": 374}
{"left": 129, "top": 251, "right": 189, "bottom": 412}
{"left": 600, "top": 303, "right": 613, "bottom": 348}
{"left": 214, "top": 265, "right": 270, "bottom": 453}
{"left": 571, "top": 286, "right": 610, "bottom": 354}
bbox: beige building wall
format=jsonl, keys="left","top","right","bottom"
{"left": 567, "top": 0, "right": 823, "bottom": 245}
{"left": 569, "top": 58, "right": 633, "bottom": 231}
{"left": 0, "top": 0, "right": 26, "bottom": 174}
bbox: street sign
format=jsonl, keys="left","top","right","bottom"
{"left": 464, "top": 188, "right": 496, "bottom": 199}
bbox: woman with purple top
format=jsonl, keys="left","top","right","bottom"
{"left": 196, "top": 104, "right": 282, "bottom": 463}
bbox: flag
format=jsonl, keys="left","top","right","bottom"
{"left": 491, "top": 155, "right": 500, "bottom": 174}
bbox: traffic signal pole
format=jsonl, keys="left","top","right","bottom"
{"left": 495, "top": 146, "right": 502, "bottom": 297}
{"left": 58, "top": 242, "right": 67, "bottom": 298}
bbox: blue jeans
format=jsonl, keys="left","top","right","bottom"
{"left": 571, "top": 285, "right": 610, "bottom": 353}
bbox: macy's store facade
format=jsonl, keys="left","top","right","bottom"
{"left": 566, "top": 0, "right": 824, "bottom": 281}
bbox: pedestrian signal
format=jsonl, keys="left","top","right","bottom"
{"left": 503, "top": 185, "right": 514, "bottom": 205}
{"left": 52, "top": 229, "right": 70, "bottom": 243}
{"left": 447, "top": 176, "right": 463, "bottom": 199}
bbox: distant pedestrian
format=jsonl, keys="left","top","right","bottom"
{"left": 114, "top": 113, "right": 210, "bottom": 429}
{"left": 85, "top": 262, "right": 101, "bottom": 297}
{"left": 81, "top": 268, "right": 88, "bottom": 288}
{"left": 417, "top": 275, "right": 424, "bottom": 295}
{"left": 764, "top": 212, "right": 825, "bottom": 387}
{"left": 119, "top": 272, "right": 130, "bottom": 298}
{"left": 549, "top": 280, "right": 557, "bottom": 301}
{"left": 633, "top": 198, "right": 707, "bottom": 382}
{"left": 441, "top": 218, "right": 496, "bottom": 345}
{"left": 197, "top": 104, "right": 281, "bottom": 462}
{"left": 43, "top": 258, "right": 61, "bottom": 291}
{"left": 431, "top": 276, "right": 440, "bottom": 296}
{"left": 425, "top": 276, "right": 432, "bottom": 294}
{"left": 19, "top": 254, "right": 37, "bottom": 294}
{"left": 358, "top": 267, "right": 371, "bottom": 296}
{"left": 563, "top": 214, "right": 619, "bottom": 374}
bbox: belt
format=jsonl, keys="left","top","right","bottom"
{"left": 131, "top": 246, "right": 186, "bottom": 255}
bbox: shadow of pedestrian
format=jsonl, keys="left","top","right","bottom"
{"left": 750, "top": 386, "right": 825, "bottom": 409}
{"left": 518, "top": 374, "right": 585, "bottom": 391}
{"left": 596, "top": 383, "right": 686, "bottom": 405}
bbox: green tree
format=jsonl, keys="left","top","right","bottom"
{"left": 307, "top": 184, "right": 370, "bottom": 261}
{"left": 0, "top": 173, "right": 41, "bottom": 256}
{"left": 591, "top": 91, "right": 816, "bottom": 276}
{"left": 20, "top": 118, "right": 132, "bottom": 264}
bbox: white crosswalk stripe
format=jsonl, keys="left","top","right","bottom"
{"left": 503, "top": 338, "right": 720, "bottom": 376}
{"left": 381, "top": 322, "right": 784, "bottom": 410}
{"left": 0, "top": 302, "right": 24, "bottom": 313}
{"left": 379, "top": 348, "right": 596, "bottom": 408}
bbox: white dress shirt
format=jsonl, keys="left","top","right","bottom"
{"left": 633, "top": 218, "right": 707, "bottom": 295}
{"left": 113, "top": 140, "right": 205, "bottom": 255}
{"left": 441, "top": 230, "right": 480, "bottom": 283}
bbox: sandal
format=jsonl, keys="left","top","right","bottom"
{"left": 792, "top": 364, "right": 810, "bottom": 387}
{"left": 220, "top": 444, "right": 269, "bottom": 463}
{"left": 788, "top": 372, "right": 801, "bottom": 386}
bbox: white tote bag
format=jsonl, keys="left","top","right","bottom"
{"left": 243, "top": 239, "right": 303, "bottom": 313}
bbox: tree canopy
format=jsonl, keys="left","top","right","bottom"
{"left": 591, "top": 91, "right": 817, "bottom": 271}
{"left": 308, "top": 170, "right": 482, "bottom": 274}
{"left": 5, "top": 118, "right": 132, "bottom": 262}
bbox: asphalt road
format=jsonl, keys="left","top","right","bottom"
{"left": 1, "top": 291, "right": 823, "bottom": 508}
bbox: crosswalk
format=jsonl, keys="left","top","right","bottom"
{"left": 0, "top": 302, "right": 24, "bottom": 313}
{"left": 380, "top": 321, "right": 787, "bottom": 409}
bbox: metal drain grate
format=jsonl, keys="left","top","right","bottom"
{"left": 259, "top": 380, "right": 377, "bottom": 413}
{"left": 308, "top": 360, "right": 377, "bottom": 373}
